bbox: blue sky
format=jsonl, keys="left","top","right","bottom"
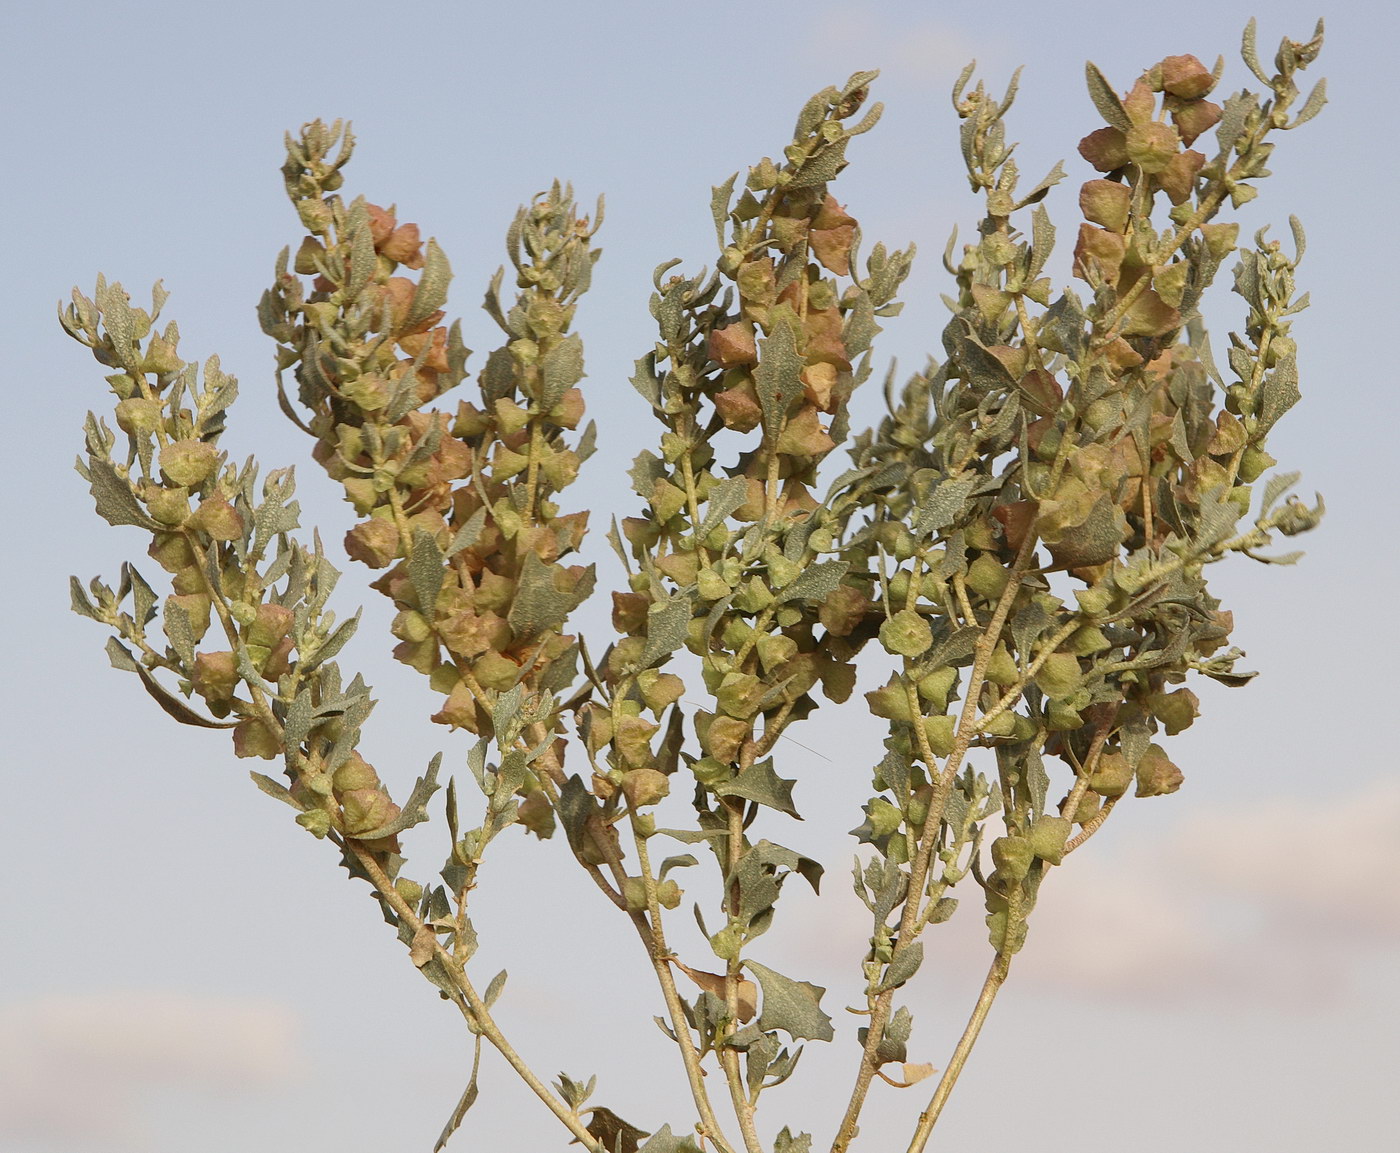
{"left": 3, "top": 2, "right": 1396, "bottom": 1151}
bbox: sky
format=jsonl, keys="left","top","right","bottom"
{"left": 3, "top": 1, "right": 1397, "bottom": 1151}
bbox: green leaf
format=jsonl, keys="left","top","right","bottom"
{"left": 250, "top": 771, "right": 302, "bottom": 810}
{"left": 778, "top": 559, "right": 849, "bottom": 604}
{"left": 923, "top": 624, "right": 980, "bottom": 670}
{"left": 410, "top": 528, "right": 446, "bottom": 617}
{"left": 1038, "top": 291, "right": 1088, "bottom": 360}
{"left": 630, "top": 354, "right": 662, "bottom": 410}
{"left": 639, "top": 1124, "right": 703, "bottom": 1153}
{"left": 697, "top": 476, "right": 749, "bottom": 541}
{"left": 774, "top": 1128, "right": 812, "bottom": 1153}
{"left": 483, "top": 969, "right": 508, "bottom": 1009}
{"left": 585, "top": 1107, "right": 649, "bottom": 1153}
{"left": 300, "top": 610, "right": 361, "bottom": 675}
{"left": 1260, "top": 470, "right": 1301, "bottom": 514}
{"left": 715, "top": 758, "right": 800, "bottom": 819}
{"left": 539, "top": 333, "right": 584, "bottom": 409}
{"left": 433, "top": 1035, "right": 482, "bottom": 1153}
{"left": 343, "top": 201, "right": 376, "bottom": 302}
{"left": 654, "top": 827, "right": 732, "bottom": 845}
{"left": 744, "top": 961, "right": 834, "bottom": 1042}
{"left": 658, "top": 854, "right": 698, "bottom": 881}
{"left": 557, "top": 774, "right": 596, "bottom": 856}
{"left": 754, "top": 317, "right": 803, "bottom": 437}
{"left": 69, "top": 575, "right": 104, "bottom": 622}
{"left": 1084, "top": 61, "right": 1131, "bottom": 132}
{"left": 406, "top": 239, "right": 452, "bottom": 331}
{"left": 132, "top": 661, "right": 237, "bottom": 728}
{"left": 876, "top": 941, "right": 923, "bottom": 992}
{"left": 710, "top": 172, "right": 738, "bottom": 248}
{"left": 492, "top": 684, "right": 524, "bottom": 742}
{"left": 353, "top": 753, "right": 442, "bottom": 839}
{"left": 639, "top": 593, "right": 692, "bottom": 670}
{"left": 1254, "top": 354, "right": 1300, "bottom": 436}
{"left": 446, "top": 505, "right": 488, "bottom": 558}
{"left": 914, "top": 474, "right": 977, "bottom": 535}
{"left": 86, "top": 457, "right": 160, "bottom": 530}
{"left": 789, "top": 137, "right": 849, "bottom": 189}
{"left": 1291, "top": 77, "right": 1328, "bottom": 128}
{"left": 507, "top": 553, "right": 595, "bottom": 639}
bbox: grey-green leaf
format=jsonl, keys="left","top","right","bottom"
{"left": 876, "top": 941, "right": 924, "bottom": 992}
{"left": 86, "top": 457, "right": 160, "bottom": 530}
{"left": 745, "top": 961, "right": 834, "bottom": 1042}
{"left": 754, "top": 318, "right": 803, "bottom": 437}
{"left": 353, "top": 753, "right": 442, "bottom": 839}
{"left": 639, "top": 594, "right": 692, "bottom": 670}
{"left": 778, "top": 559, "right": 849, "bottom": 604}
{"left": 1084, "top": 62, "right": 1131, "bottom": 132}
{"left": 406, "top": 239, "right": 452, "bottom": 331}
{"left": 715, "top": 759, "right": 800, "bottom": 819}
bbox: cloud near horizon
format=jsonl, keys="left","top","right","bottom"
{"left": 0, "top": 990, "right": 302, "bottom": 1148}
{"left": 769, "top": 777, "right": 1400, "bottom": 1008}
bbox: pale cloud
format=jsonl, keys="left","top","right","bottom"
{"left": 768, "top": 778, "right": 1400, "bottom": 1009}
{"left": 0, "top": 991, "right": 302, "bottom": 1148}
{"left": 801, "top": 7, "right": 983, "bottom": 90}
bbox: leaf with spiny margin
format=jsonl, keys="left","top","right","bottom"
{"left": 638, "top": 1124, "right": 703, "bottom": 1153}
{"left": 876, "top": 942, "right": 924, "bottom": 993}
{"left": 69, "top": 576, "right": 103, "bottom": 622}
{"left": 1254, "top": 354, "right": 1300, "bottom": 436}
{"left": 715, "top": 758, "right": 800, "bottom": 818}
{"left": 353, "top": 753, "right": 442, "bottom": 840}
{"left": 628, "top": 450, "right": 667, "bottom": 501}
{"left": 300, "top": 609, "right": 360, "bottom": 675}
{"left": 1019, "top": 161, "right": 1067, "bottom": 211}
{"left": 789, "top": 137, "right": 850, "bottom": 189}
{"left": 745, "top": 961, "right": 834, "bottom": 1042}
{"left": 697, "top": 476, "right": 749, "bottom": 540}
{"left": 84, "top": 456, "right": 160, "bottom": 530}
{"left": 710, "top": 172, "right": 738, "bottom": 248}
{"left": 639, "top": 594, "right": 691, "bottom": 670}
{"left": 103, "top": 636, "right": 135, "bottom": 676}
{"left": 630, "top": 353, "right": 662, "bottom": 409}
{"left": 121, "top": 562, "right": 158, "bottom": 628}
{"left": 507, "top": 553, "right": 595, "bottom": 639}
{"left": 253, "top": 492, "right": 300, "bottom": 560}
{"left": 947, "top": 327, "right": 1015, "bottom": 393}
{"left": 585, "top": 1107, "right": 649, "bottom": 1153}
{"left": 345, "top": 205, "right": 376, "bottom": 301}
{"left": 923, "top": 624, "right": 980, "bottom": 671}
{"left": 778, "top": 559, "right": 848, "bottom": 604}
{"left": 754, "top": 317, "right": 803, "bottom": 437}
{"left": 774, "top": 1129, "right": 812, "bottom": 1153}
{"left": 843, "top": 292, "right": 878, "bottom": 359}
{"left": 1010, "top": 599, "right": 1055, "bottom": 661}
{"left": 1038, "top": 291, "right": 1088, "bottom": 360}
{"left": 1028, "top": 203, "right": 1055, "bottom": 278}
{"left": 538, "top": 333, "right": 584, "bottom": 409}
